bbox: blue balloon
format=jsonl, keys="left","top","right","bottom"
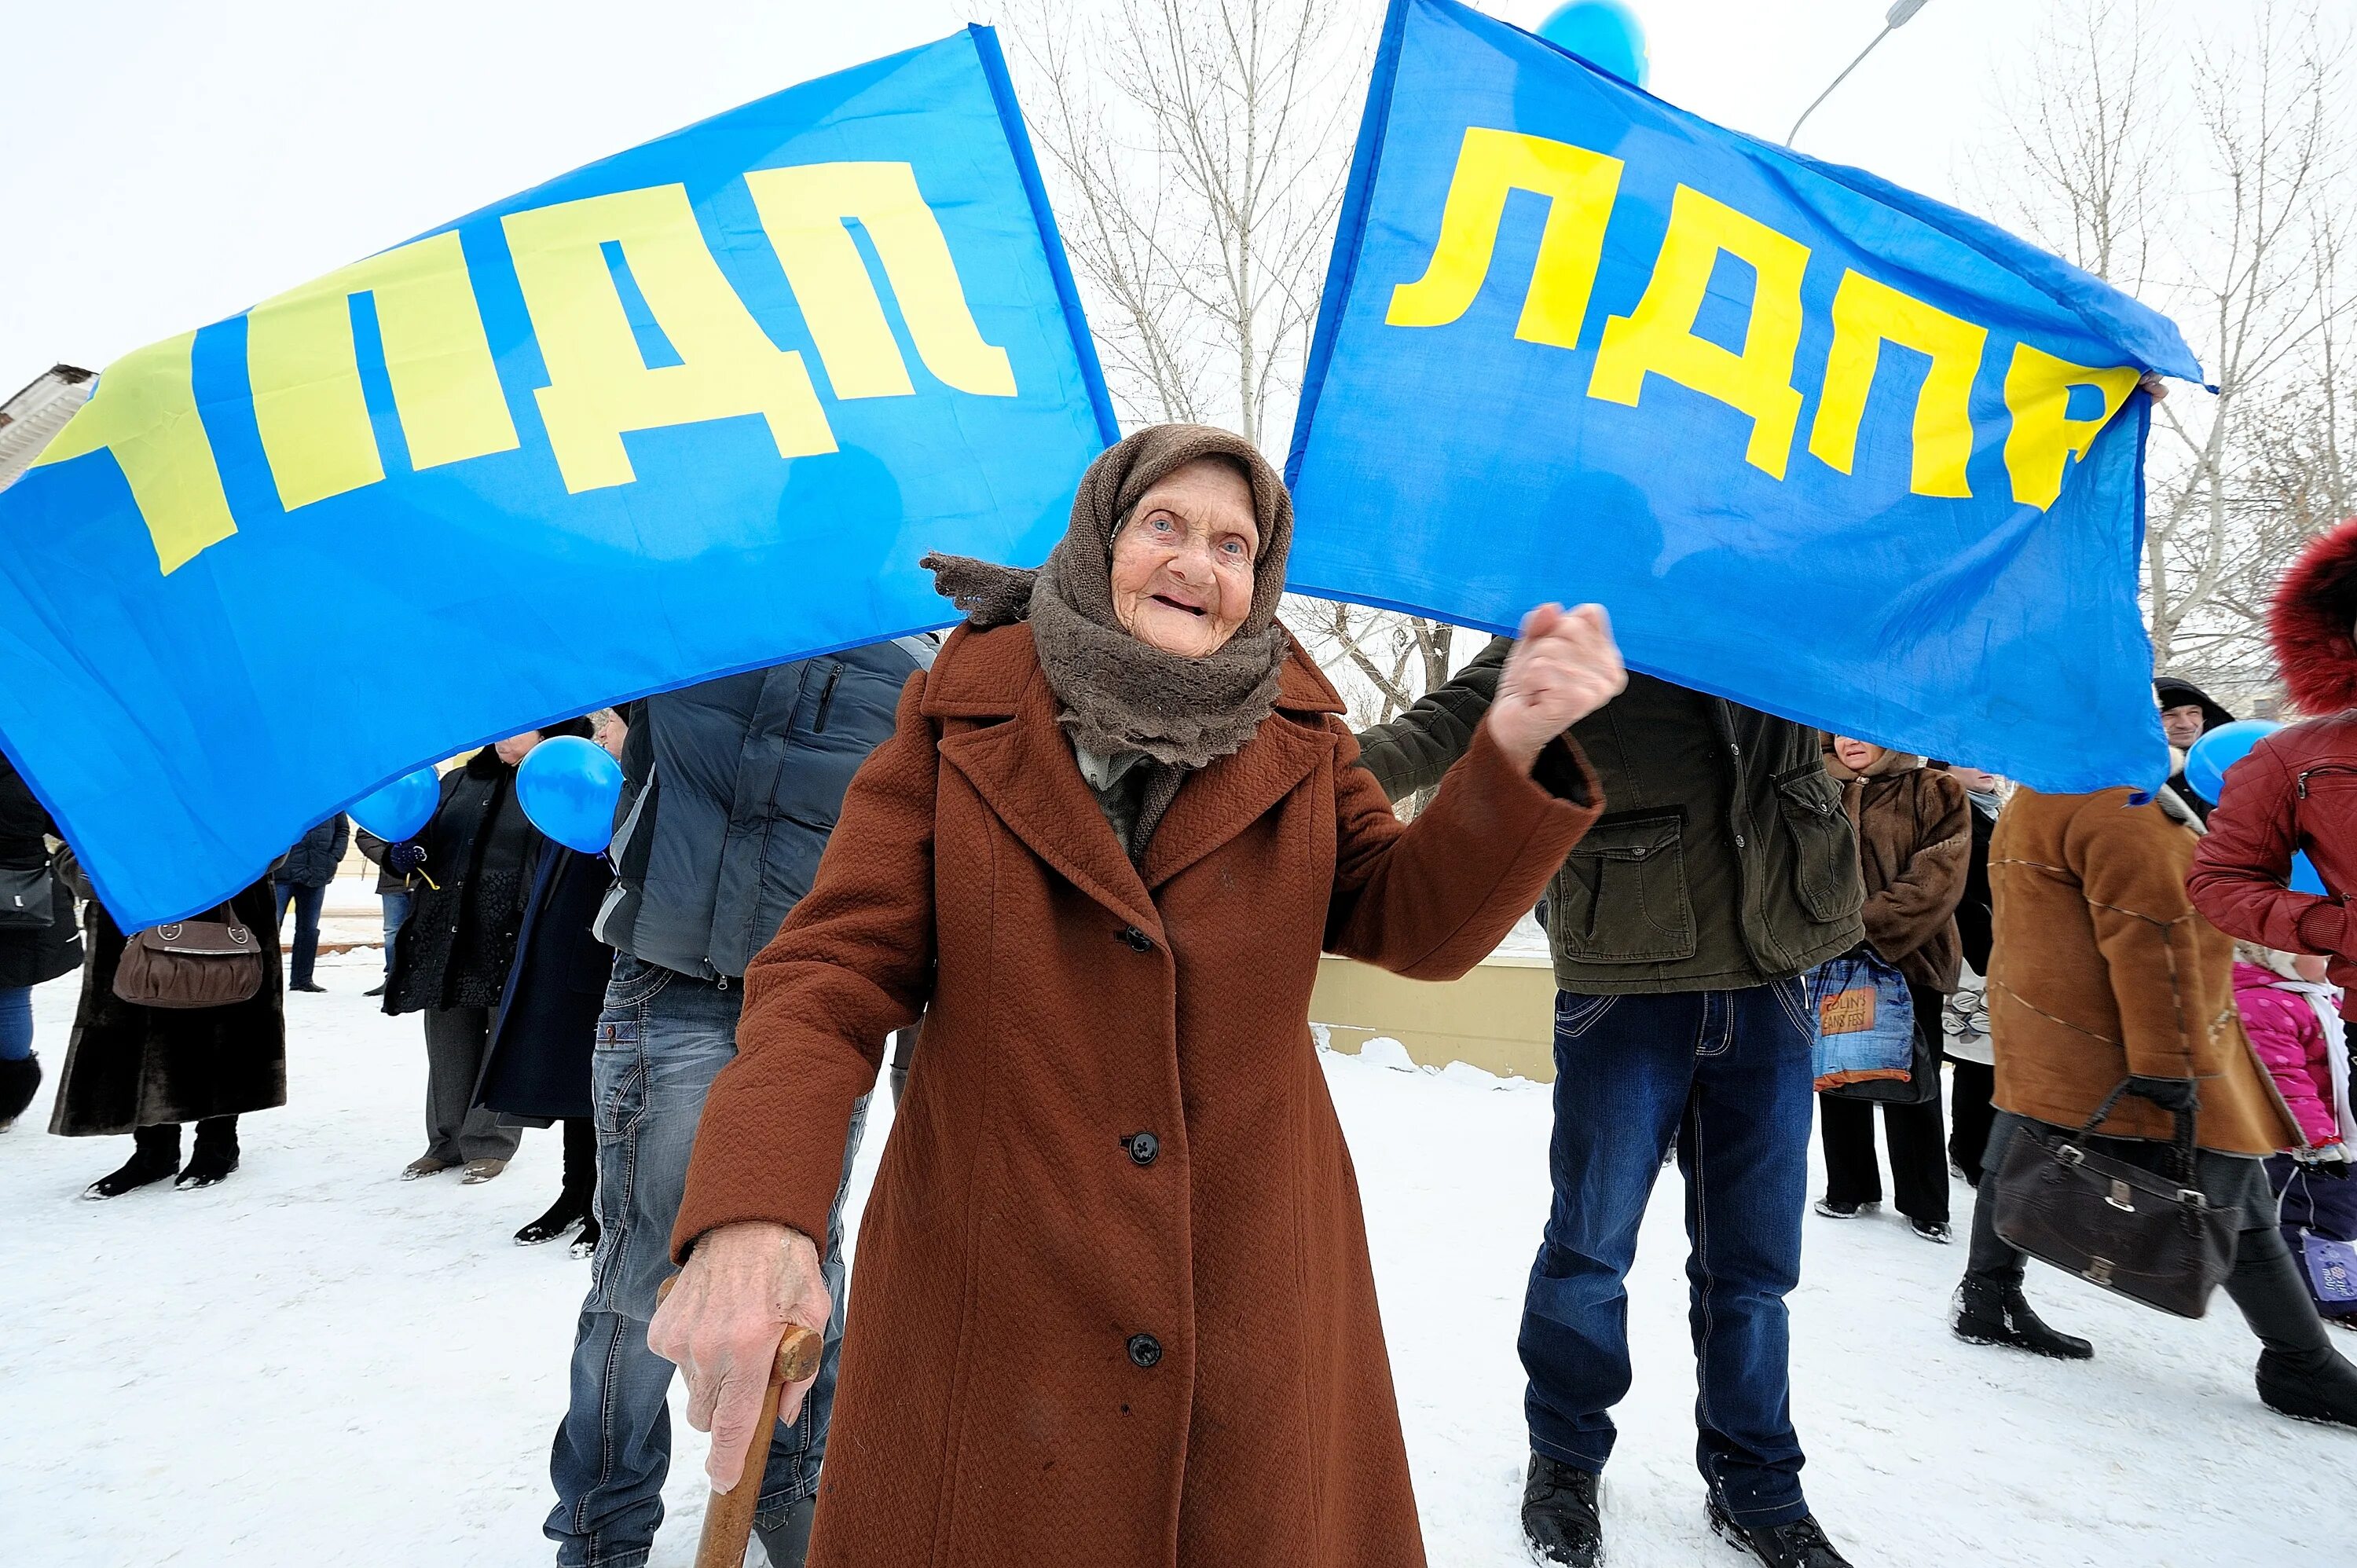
{"left": 348, "top": 767, "right": 439, "bottom": 843}
{"left": 1537, "top": 0, "right": 1649, "bottom": 87}
{"left": 2292, "top": 851, "right": 2328, "bottom": 897}
{"left": 517, "top": 735, "right": 624, "bottom": 855}
{"left": 2183, "top": 718, "right": 2282, "bottom": 803}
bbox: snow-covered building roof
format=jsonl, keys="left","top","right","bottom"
{"left": 0, "top": 364, "right": 95, "bottom": 493}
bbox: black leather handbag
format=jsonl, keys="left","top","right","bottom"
{"left": 1989, "top": 1080, "right": 2238, "bottom": 1318}
{"left": 0, "top": 863, "right": 53, "bottom": 928}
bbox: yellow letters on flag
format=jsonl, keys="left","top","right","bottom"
{"left": 1384, "top": 127, "right": 1625, "bottom": 350}
{"left": 1806, "top": 270, "right": 1985, "bottom": 499}
{"left": 503, "top": 184, "right": 836, "bottom": 493}
{"left": 745, "top": 161, "right": 1017, "bottom": 400}
{"left": 2002, "top": 345, "right": 2140, "bottom": 510}
{"left": 1589, "top": 185, "right": 1810, "bottom": 480}
{"left": 246, "top": 231, "right": 520, "bottom": 511}
{"left": 30, "top": 333, "right": 236, "bottom": 574}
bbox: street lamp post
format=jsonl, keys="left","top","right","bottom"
{"left": 1785, "top": 0, "right": 1933, "bottom": 147}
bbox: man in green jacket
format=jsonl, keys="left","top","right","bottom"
{"left": 1358, "top": 646, "right": 1864, "bottom": 1568}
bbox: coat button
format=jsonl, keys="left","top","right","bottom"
{"left": 1118, "top": 926, "right": 1153, "bottom": 952}
{"left": 1127, "top": 1332, "right": 1163, "bottom": 1368}
{"left": 1125, "top": 1131, "right": 1160, "bottom": 1167}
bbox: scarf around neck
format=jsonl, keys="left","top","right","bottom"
{"left": 921, "top": 423, "right": 1295, "bottom": 770}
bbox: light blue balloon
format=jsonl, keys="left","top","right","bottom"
{"left": 1537, "top": 0, "right": 1649, "bottom": 87}
{"left": 2183, "top": 718, "right": 2282, "bottom": 802}
{"left": 348, "top": 768, "right": 438, "bottom": 843}
{"left": 516, "top": 735, "right": 624, "bottom": 855}
{"left": 2292, "top": 851, "right": 2328, "bottom": 897}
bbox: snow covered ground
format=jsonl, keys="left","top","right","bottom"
{"left": 2, "top": 950, "right": 2345, "bottom": 1567}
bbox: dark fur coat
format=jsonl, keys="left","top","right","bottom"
{"left": 49, "top": 877, "right": 284, "bottom": 1136}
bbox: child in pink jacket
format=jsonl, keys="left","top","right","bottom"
{"left": 2234, "top": 951, "right": 2348, "bottom": 1153}
{"left": 2234, "top": 945, "right": 2356, "bottom": 1324}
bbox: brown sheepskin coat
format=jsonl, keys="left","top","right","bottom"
{"left": 1989, "top": 786, "right": 2296, "bottom": 1155}
{"left": 1824, "top": 748, "right": 1969, "bottom": 991}
{"left": 673, "top": 621, "right": 1600, "bottom": 1567}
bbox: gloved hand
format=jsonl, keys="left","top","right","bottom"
{"left": 386, "top": 841, "right": 427, "bottom": 877}
{"left": 2125, "top": 1075, "right": 2199, "bottom": 1115}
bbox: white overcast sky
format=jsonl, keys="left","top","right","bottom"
{"left": 3, "top": 0, "right": 2346, "bottom": 381}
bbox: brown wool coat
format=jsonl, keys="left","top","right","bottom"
{"left": 1987, "top": 787, "right": 2297, "bottom": 1155}
{"left": 673, "top": 621, "right": 1600, "bottom": 1568}
{"left": 1824, "top": 749, "right": 1969, "bottom": 991}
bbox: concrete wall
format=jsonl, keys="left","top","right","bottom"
{"left": 1310, "top": 953, "right": 1558, "bottom": 1083}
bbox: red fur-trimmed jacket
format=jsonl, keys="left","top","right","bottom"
{"left": 2189, "top": 516, "right": 2357, "bottom": 1006}
{"left": 2190, "top": 716, "right": 2357, "bottom": 1006}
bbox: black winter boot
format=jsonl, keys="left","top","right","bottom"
{"left": 1706, "top": 1497, "right": 1854, "bottom": 1567}
{"left": 515, "top": 1188, "right": 591, "bottom": 1245}
{"left": 85, "top": 1124, "right": 181, "bottom": 1199}
{"left": 520, "top": 1117, "right": 599, "bottom": 1246}
{"left": 1953, "top": 1278, "right": 2094, "bottom": 1360}
{"left": 0, "top": 1052, "right": 40, "bottom": 1131}
{"left": 2257, "top": 1346, "right": 2357, "bottom": 1427}
{"left": 175, "top": 1117, "right": 240, "bottom": 1189}
{"left": 753, "top": 1494, "right": 816, "bottom": 1568}
{"left": 1521, "top": 1453, "right": 1603, "bottom": 1566}
{"left": 570, "top": 1211, "right": 603, "bottom": 1259}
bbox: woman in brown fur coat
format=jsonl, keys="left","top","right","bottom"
{"left": 1815, "top": 738, "right": 1971, "bottom": 1241}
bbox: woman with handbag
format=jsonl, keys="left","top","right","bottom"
{"left": 1813, "top": 738, "right": 1971, "bottom": 1242}
{"left": 1957, "top": 779, "right": 2357, "bottom": 1428}
{"left": 50, "top": 873, "right": 282, "bottom": 1196}
{"left": 0, "top": 752, "right": 83, "bottom": 1131}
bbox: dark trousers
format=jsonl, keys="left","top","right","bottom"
{"left": 1520, "top": 980, "right": 1816, "bottom": 1530}
{"left": 273, "top": 880, "right": 327, "bottom": 987}
{"left": 1947, "top": 1057, "right": 1996, "bottom": 1186}
{"left": 1968, "top": 1112, "right": 2337, "bottom": 1365}
{"left": 420, "top": 1004, "right": 522, "bottom": 1163}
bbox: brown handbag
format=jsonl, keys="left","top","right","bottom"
{"left": 1989, "top": 1080, "right": 2238, "bottom": 1319}
{"left": 113, "top": 905, "right": 266, "bottom": 1009}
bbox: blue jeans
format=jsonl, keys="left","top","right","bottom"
{"left": 1519, "top": 981, "right": 1816, "bottom": 1529}
{"left": 547, "top": 954, "right": 869, "bottom": 1568}
{"left": 0, "top": 984, "right": 31, "bottom": 1060}
{"left": 379, "top": 889, "right": 412, "bottom": 976}
{"left": 273, "top": 880, "right": 326, "bottom": 987}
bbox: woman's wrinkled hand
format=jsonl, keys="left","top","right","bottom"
{"left": 1486, "top": 603, "right": 1627, "bottom": 772}
{"left": 646, "top": 1220, "right": 830, "bottom": 1492}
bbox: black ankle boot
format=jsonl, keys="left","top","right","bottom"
{"left": 520, "top": 1118, "right": 599, "bottom": 1246}
{"left": 86, "top": 1124, "right": 181, "bottom": 1200}
{"left": 1954, "top": 1277, "right": 2094, "bottom": 1360}
{"left": 515, "top": 1186, "right": 592, "bottom": 1245}
{"left": 1522, "top": 1453, "right": 1603, "bottom": 1566}
{"left": 0, "top": 1052, "right": 40, "bottom": 1131}
{"left": 176, "top": 1117, "right": 240, "bottom": 1189}
{"left": 1706, "top": 1497, "right": 1853, "bottom": 1566}
{"left": 2257, "top": 1346, "right": 2357, "bottom": 1427}
{"left": 570, "top": 1211, "right": 603, "bottom": 1259}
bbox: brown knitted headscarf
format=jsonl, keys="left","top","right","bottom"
{"left": 922, "top": 423, "right": 1294, "bottom": 769}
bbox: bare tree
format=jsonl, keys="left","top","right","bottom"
{"left": 1978, "top": 0, "right": 2356, "bottom": 700}
{"left": 1004, "top": 0, "right": 1472, "bottom": 721}
{"left": 1004, "top": 0, "right": 1366, "bottom": 445}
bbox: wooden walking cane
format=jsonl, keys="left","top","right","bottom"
{"left": 655, "top": 1277, "right": 826, "bottom": 1568}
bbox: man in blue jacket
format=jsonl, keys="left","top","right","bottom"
{"left": 546, "top": 636, "right": 934, "bottom": 1568}
{"left": 273, "top": 811, "right": 349, "bottom": 993}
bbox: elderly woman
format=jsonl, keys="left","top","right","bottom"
{"left": 649, "top": 426, "right": 1624, "bottom": 1567}
{"left": 1814, "top": 737, "right": 1970, "bottom": 1242}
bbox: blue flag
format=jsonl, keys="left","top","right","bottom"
{"left": 0, "top": 28, "right": 1115, "bottom": 928}
{"left": 1287, "top": 0, "right": 2202, "bottom": 795}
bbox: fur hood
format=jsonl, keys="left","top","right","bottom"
{"left": 2271, "top": 517, "right": 2357, "bottom": 714}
